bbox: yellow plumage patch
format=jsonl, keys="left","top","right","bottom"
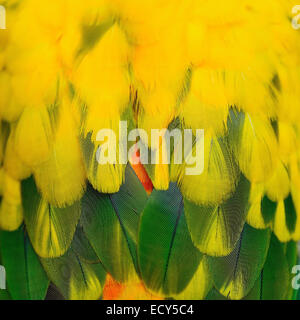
{"left": 177, "top": 132, "right": 238, "bottom": 205}
{"left": 14, "top": 106, "right": 54, "bottom": 168}
{"left": 33, "top": 99, "right": 86, "bottom": 207}
{"left": 69, "top": 267, "right": 102, "bottom": 300}
{"left": 74, "top": 23, "right": 131, "bottom": 138}
{"left": 181, "top": 68, "right": 229, "bottom": 135}
{"left": 0, "top": 71, "right": 23, "bottom": 122}
{"left": 264, "top": 162, "right": 290, "bottom": 202}
{"left": 73, "top": 24, "right": 131, "bottom": 193}
{"left": 0, "top": 170, "right": 23, "bottom": 231}
{"left": 232, "top": 114, "right": 279, "bottom": 183}
{"left": 4, "top": 124, "right": 31, "bottom": 180}
{"left": 246, "top": 183, "right": 268, "bottom": 230}
{"left": 80, "top": 119, "right": 126, "bottom": 194}
{"left": 278, "top": 122, "right": 298, "bottom": 165}
{"left": 273, "top": 201, "right": 292, "bottom": 243}
{"left": 291, "top": 184, "right": 300, "bottom": 241}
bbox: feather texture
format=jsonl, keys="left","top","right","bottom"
{"left": 0, "top": 170, "right": 23, "bottom": 231}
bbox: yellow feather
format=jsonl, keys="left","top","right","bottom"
{"left": 152, "top": 163, "right": 170, "bottom": 191}
{"left": 273, "top": 201, "right": 292, "bottom": 243}
{"left": 278, "top": 67, "right": 300, "bottom": 123}
{"left": 292, "top": 187, "right": 300, "bottom": 241}
{"left": 33, "top": 99, "right": 86, "bottom": 207}
{"left": 147, "top": 137, "right": 171, "bottom": 190}
{"left": 290, "top": 156, "right": 300, "bottom": 240}
{"left": 69, "top": 267, "right": 102, "bottom": 300}
{"left": 278, "top": 122, "right": 298, "bottom": 165}
{"left": 14, "top": 106, "right": 54, "bottom": 168}
{"left": 264, "top": 162, "right": 290, "bottom": 202}
{"left": 0, "top": 170, "right": 23, "bottom": 231}
{"left": 73, "top": 24, "right": 131, "bottom": 193}
{"left": 0, "top": 121, "right": 9, "bottom": 165}
{"left": 174, "top": 258, "right": 212, "bottom": 300}
{"left": 80, "top": 127, "right": 126, "bottom": 194}
{"left": 74, "top": 23, "right": 131, "bottom": 137}
{"left": 177, "top": 132, "right": 238, "bottom": 205}
{"left": 0, "top": 71, "right": 24, "bottom": 122}
{"left": 0, "top": 167, "right": 3, "bottom": 196}
{"left": 181, "top": 68, "right": 229, "bottom": 135}
{"left": 4, "top": 124, "right": 31, "bottom": 180}
{"left": 246, "top": 183, "right": 268, "bottom": 229}
{"left": 6, "top": 12, "right": 58, "bottom": 109}
{"left": 125, "top": 1, "right": 190, "bottom": 136}
{"left": 232, "top": 114, "right": 279, "bottom": 183}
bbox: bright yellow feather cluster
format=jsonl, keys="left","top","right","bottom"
{"left": 0, "top": 0, "right": 300, "bottom": 267}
